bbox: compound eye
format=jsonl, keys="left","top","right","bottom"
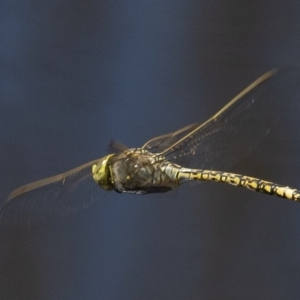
{"left": 92, "top": 154, "right": 115, "bottom": 190}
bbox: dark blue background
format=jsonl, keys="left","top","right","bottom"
{"left": 1, "top": 1, "right": 300, "bottom": 299}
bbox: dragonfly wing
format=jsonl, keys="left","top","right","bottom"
{"left": 108, "top": 139, "right": 130, "bottom": 154}
{"left": 153, "top": 67, "right": 300, "bottom": 170}
{"left": 142, "top": 123, "right": 200, "bottom": 153}
{"left": 0, "top": 159, "right": 106, "bottom": 228}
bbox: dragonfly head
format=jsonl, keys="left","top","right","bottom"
{"left": 92, "top": 154, "right": 116, "bottom": 190}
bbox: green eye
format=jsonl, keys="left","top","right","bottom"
{"left": 92, "top": 154, "right": 115, "bottom": 190}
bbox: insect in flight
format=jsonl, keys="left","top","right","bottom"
{"left": 1, "top": 67, "right": 300, "bottom": 228}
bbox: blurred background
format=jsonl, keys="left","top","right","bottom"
{"left": 1, "top": 1, "right": 300, "bottom": 299}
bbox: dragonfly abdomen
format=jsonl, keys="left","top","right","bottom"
{"left": 177, "top": 168, "right": 300, "bottom": 202}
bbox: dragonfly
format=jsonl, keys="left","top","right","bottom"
{"left": 1, "top": 67, "right": 300, "bottom": 228}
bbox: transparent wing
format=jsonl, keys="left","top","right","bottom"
{"left": 142, "top": 123, "right": 199, "bottom": 153}
{"left": 144, "top": 67, "right": 300, "bottom": 170}
{"left": 108, "top": 139, "right": 129, "bottom": 154}
{"left": 0, "top": 159, "right": 106, "bottom": 228}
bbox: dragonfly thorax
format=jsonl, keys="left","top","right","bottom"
{"left": 94, "top": 148, "right": 180, "bottom": 194}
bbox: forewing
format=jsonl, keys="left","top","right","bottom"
{"left": 142, "top": 123, "right": 199, "bottom": 153}
{"left": 0, "top": 159, "right": 106, "bottom": 228}
{"left": 147, "top": 67, "right": 300, "bottom": 170}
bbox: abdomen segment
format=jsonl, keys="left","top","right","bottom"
{"left": 177, "top": 168, "right": 300, "bottom": 202}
